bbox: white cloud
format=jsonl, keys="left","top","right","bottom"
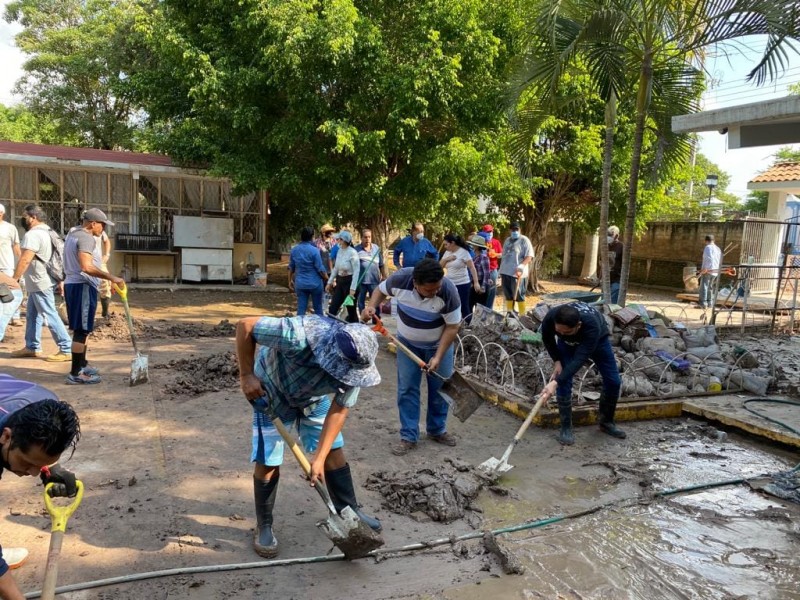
{"left": 0, "top": 1, "right": 24, "bottom": 106}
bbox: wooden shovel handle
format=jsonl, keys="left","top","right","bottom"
{"left": 513, "top": 393, "right": 547, "bottom": 443}
{"left": 40, "top": 530, "right": 64, "bottom": 600}
{"left": 371, "top": 317, "right": 446, "bottom": 381}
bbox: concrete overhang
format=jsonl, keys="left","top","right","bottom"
{"left": 672, "top": 96, "right": 800, "bottom": 149}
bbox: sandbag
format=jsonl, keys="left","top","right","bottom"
{"left": 682, "top": 325, "right": 718, "bottom": 348}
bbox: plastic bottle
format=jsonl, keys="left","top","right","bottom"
{"left": 708, "top": 376, "right": 722, "bottom": 392}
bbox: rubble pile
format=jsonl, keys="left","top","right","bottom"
{"left": 92, "top": 316, "right": 236, "bottom": 342}
{"left": 459, "top": 302, "right": 800, "bottom": 401}
{"left": 155, "top": 351, "right": 239, "bottom": 395}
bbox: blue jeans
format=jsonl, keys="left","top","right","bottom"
{"left": 699, "top": 274, "right": 717, "bottom": 308}
{"left": 486, "top": 269, "right": 498, "bottom": 310}
{"left": 455, "top": 282, "right": 471, "bottom": 322}
{"left": 24, "top": 287, "right": 71, "bottom": 353}
{"left": 0, "top": 288, "right": 23, "bottom": 342}
{"left": 296, "top": 284, "right": 324, "bottom": 316}
{"left": 396, "top": 338, "right": 454, "bottom": 442}
{"left": 610, "top": 282, "right": 620, "bottom": 304}
{"left": 357, "top": 283, "right": 379, "bottom": 313}
{"left": 555, "top": 336, "right": 620, "bottom": 400}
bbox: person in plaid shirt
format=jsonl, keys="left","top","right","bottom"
{"left": 467, "top": 235, "right": 492, "bottom": 316}
{"left": 236, "top": 314, "right": 382, "bottom": 558}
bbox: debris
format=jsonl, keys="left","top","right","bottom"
{"left": 482, "top": 531, "right": 526, "bottom": 575}
{"left": 92, "top": 314, "right": 236, "bottom": 342}
{"left": 155, "top": 352, "right": 239, "bottom": 395}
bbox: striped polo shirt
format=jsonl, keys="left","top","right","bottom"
{"left": 379, "top": 268, "right": 461, "bottom": 348}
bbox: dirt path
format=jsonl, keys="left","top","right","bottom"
{"left": 1, "top": 289, "right": 798, "bottom": 599}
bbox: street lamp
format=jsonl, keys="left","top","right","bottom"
{"left": 703, "top": 173, "right": 718, "bottom": 221}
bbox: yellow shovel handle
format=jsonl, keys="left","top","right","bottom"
{"left": 113, "top": 281, "right": 128, "bottom": 301}
{"left": 44, "top": 481, "right": 84, "bottom": 533}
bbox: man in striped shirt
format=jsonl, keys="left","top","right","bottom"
{"left": 362, "top": 258, "right": 461, "bottom": 456}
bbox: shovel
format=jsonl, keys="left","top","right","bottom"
{"left": 370, "top": 316, "right": 484, "bottom": 422}
{"left": 257, "top": 403, "right": 384, "bottom": 559}
{"left": 113, "top": 282, "right": 149, "bottom": 386}
{"left": 41, "top": 481, "right": 84, "bottom": 600}
{"left": 479, "top": 393, "right": 547, "bottom": 480}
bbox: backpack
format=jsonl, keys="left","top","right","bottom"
{"left": 35, "top": 228, "right": 66, "bottom": 283}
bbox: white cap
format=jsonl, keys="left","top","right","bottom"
{"left": 0, "top": 204, "right": 5, "bottom": 214}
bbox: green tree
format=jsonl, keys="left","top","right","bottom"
{"left": 129, "top": 0, "right": 527, "bottom": 249}
{"left": 0, "top": 102, "right": 77, "bottom": 144}
{"left": 517, "top": 0, "right": 800, "bottom": 305}
{"left": 4, "top": 0, "right": 147, "bottom": 149}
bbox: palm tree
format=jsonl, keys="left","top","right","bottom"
{"left": 515, "top": 0, "right": 800, "bottom": 305}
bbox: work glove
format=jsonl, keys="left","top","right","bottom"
{"left": 40, "top": 464, "right": 78, "bottom": 498}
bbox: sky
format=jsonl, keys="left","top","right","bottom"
{"left": 0, "top": 3, "right": 798, "bottom": 200}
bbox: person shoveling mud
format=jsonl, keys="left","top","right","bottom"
{"left": 236, "top": 314, "right": 384, "bottom": 559}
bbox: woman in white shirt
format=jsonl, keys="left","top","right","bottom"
{"left": 440, "top": 234, "right": 481, "bottom": 322}
{"left": 326, "top": 230, "right": 361, "bottom": 322}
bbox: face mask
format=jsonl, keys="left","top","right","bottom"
{"left": 20, "top": 216, "right": 31, "bottom": 231}
{"left": 607, "top": 236, "right": 614, "bottom": 244}
{"left": 486, "top": 233, "right": 493, "bottom": 240}
{"left": 510, "top": 231, "right": 520, "bottom": 240}
{"left": 415, "top": 233, "right": 424, "bottom": 241}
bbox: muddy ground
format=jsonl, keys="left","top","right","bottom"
{"left": 1, "top": 275, "right": 799, "bottom": 599}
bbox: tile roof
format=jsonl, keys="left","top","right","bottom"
{"left": 0, "top": 141, "right": 174, "bottom": 167}
{"left": 750, "top": 162, "right": 800, "bottom": 184}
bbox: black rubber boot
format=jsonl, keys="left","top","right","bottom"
{"left": 325, "top": 464, "right": 382, "bottom": 532}
{"left": 100, "top": 297, "right": 110, "bottom": 318}
{"left": 557, "top": 396, "right": 575, "bottom": 446}
{"left": 598, "top": 394, "right": 627, "bottom": 439}
{"left": 253, "top": 475, "right": 279, "bottom": 558}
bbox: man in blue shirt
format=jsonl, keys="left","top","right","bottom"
{"left": 236, "top": 314, "right": 382, "bottom": 558}
{"left": 354, "top": 229, "right": 387, "bottom": 313}
{"left": 0, "top": 374, "right": 81, "bottom": 600}
{"left": 288, "top": 227, "right": 328, "bottom": 316}
{"left": 392, "top": 222, "right": 438, "bottom": 269}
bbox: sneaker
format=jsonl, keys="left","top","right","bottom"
{"left": 11, "top": 347, "right": 42, "bottom": 358}
{"left": 81, "top": 365, "right": 100, "bottom": 376}
{"left": 391, "top": 440, "right": 417, "bottom": 456}
{"left": 45, "top": 351, "right": 72, "bottom": 362}
{"left": 427, "top": 432, "right": 457, "bottom": 446}
{"left": 66, "top": 372, "right": 102, "bottom": 385}
{"left": 4, "top": 548, "right": 28, "bottom": 569}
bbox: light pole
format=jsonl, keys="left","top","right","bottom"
{"left": 703, "top": 173, "right": 718, "bottom": 221}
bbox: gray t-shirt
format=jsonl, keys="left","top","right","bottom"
{"left": 498, "top": 235, "right": 535, "bottom": 278}
{"left": 0, "top": 221, "right": 19, "bottom": 276}
{"left": 20, "top": 226, "right": 54, "bottom": 292}
{"left": 64, "top": 228, "right": 101, "bottom": 288}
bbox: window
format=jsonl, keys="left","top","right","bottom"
{"left": 11, "top": 167, "right": 35, "bottom": 200}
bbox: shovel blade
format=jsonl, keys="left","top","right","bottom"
{"left": 317, "top": 506, "right": 384, "bottom": 559}
{"left": 478, "top": 456, "right": 513, "bottom": 478}
{"left": 129, "top": 354, "right": 149, "bottom": 387}
{"left": 441, "top": 371, "right": 484, "bottom": 422}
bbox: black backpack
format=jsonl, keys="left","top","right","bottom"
{"left": 35, "top": 228, "right": 66, "bottom": 283}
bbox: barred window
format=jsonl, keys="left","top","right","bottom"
{"left": 11, "top": 167, "right": 35, "bottom": 200}
{"left": 0, "top": 166, "right": 10, "bottom": 200}
{"left": 87, "top": 173, "right": 108, "bottom": 206}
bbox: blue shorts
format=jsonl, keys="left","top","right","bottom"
{"left": 65, "top": 283, "right": 98, "bottom": 335}
{"left": 251, "top": 395, "right": 345, "bottom": 466}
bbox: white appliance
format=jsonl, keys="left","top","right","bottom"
{"left": 174, "top": 216, "right": 233, "bottom": 282}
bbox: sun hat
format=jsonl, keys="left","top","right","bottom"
{"left": 466, "top": 235, "right": 487, "bottom": 249}
{"left": 321, "top": 224, "right": 336, "bottom": 233}
{"left": 304, "top": 316, "right": 381, "bottom": 387}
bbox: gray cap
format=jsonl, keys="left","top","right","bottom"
{"left": 83, "top": 208, "right": 115, "bottom": 227}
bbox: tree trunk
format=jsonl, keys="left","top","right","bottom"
{"left": 580, "top": 231, "right": 599, "bottom": 280}
{"left": 618, "top": 56, "right": 653, "bottom": 307}
{"left": 599, "top": 92, "right": 616, "bottom": 304}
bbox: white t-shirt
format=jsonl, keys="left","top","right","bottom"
{"left": 0, "top": 221, "right": 19, "bottom": 276}
{"left": 21, "top": 225, "right": 54, "bottom": 292}
{"left": 442, "top": 247, "right": 472, "bottom": 286}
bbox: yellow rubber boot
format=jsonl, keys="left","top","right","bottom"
{"left": 506, "top": 300, "right": 515, "bottom": 312}
{"left": 517, "top": 301, "right": 526, "bottom": 314}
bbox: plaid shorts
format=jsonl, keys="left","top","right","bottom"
{"left": 250, "top": 395, "right": 345, "bottom": 466}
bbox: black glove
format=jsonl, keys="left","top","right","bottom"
{"left": 40, "top": 464, "right": 78, "bottom": 498}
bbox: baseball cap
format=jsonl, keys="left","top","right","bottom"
{"left": 335, "top": 230, "right": 353, "bottom": 243}
{"left": 510, "top": 222, "right": 521, "bottom": 230}
{"left": 83, "top": 208, "right": 115, "bottom": 227}
{"left": 482, "top": 224, "right": 493, "bottom": 233}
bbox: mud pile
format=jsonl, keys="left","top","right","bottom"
{"left": 155, "top": 351, "right": 239, "bottom": 395}
{"left": 91, "top": 313, "right": 145, "bottom": 341}
{"left": 92, "top": 316, "right": 236, "bottom": 342}
{"left": 366, "top": 459, "right": 495, "bottom": 524}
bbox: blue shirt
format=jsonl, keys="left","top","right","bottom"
{"left": 392, "top": 235, "right": 438, "bottom": 268}
{"left": 289, "top": 241, "right": 326, "bottom": 289}
{"left": 252, "top": 316, "right": 359, "bottom": 415}
{"left": 354, "top": 243, "right": 383, "bottom": 285}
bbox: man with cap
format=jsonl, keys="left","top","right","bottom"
{"left": 539, "top": 302, "right": 625, "bottom": 445}
{"left": 11, "top": 204, "right": 72, "bottom": 362}
{"left": 236, "top": 314, "right": 382, "bottom": 558}
{"left": 392, "top": 222, "right": 438, "bottom": 269}
{"left": 0, "top": 373, "right": 81, "bottom": 600}
{"left": 0, "top": 204, "right": 22, "bottom": 327}
{"left": 62, "top": 208, "right": 124, "bottom": 384}
{"left": 478, "top": 224, "right": 503, "bottom": 310}
{"left": 499, "top": 222, "right": 534, "bottom": 314}
{"left": 601, "top": 226, "right": 624, "bottom": 304}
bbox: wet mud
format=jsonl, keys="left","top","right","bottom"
{"left": 92, "top": 313, "right": 236, "bottom": 342}
{"left": 154, "top": 351, "right": 239, "bottom": 395}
